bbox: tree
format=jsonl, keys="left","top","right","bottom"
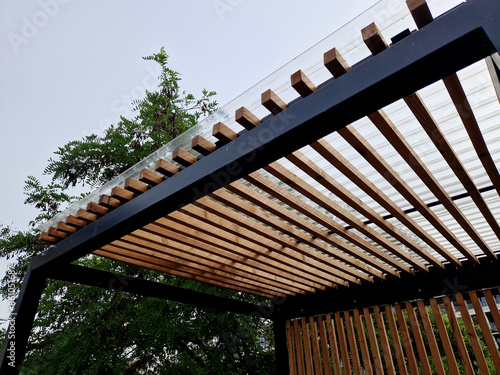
{"left": 0, "top": 48, "right": 275, "bottom": 374}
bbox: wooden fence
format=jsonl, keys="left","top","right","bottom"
{"left": 287, "top": 288, "right": 500, "bottom": 374}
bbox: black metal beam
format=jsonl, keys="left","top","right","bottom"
{"left": 277, "top": 256, "right": 500, "bottom": 320}
{"left": 31, "top": 0, "right": 500, "bottom": 276}
{"left": 0, "top": 265, "right": 46, "bottom": 375}
{"left": 273, "top": 318, "right": 290, "bottom": 375}
{"left": 47, "top": 264, "right": 271, "bottom": 317}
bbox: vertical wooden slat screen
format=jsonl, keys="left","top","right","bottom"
{"left": 287, "top": 288, "right": 500, "bottom": 374}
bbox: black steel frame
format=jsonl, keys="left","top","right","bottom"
{"left": 2, "top": 0, "right": 500, "bottom": 373}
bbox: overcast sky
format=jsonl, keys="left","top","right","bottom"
{"left": 0, "top": 0, "right": 379, "bottom": 326}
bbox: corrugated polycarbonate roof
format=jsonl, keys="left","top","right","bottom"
{"left": 38, "top": 0, "right": 500, "bottom": 299}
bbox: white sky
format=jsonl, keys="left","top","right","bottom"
{"left": 0, "top": 0, "right": 378, "bottom": 327}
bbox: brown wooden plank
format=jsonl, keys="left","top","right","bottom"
{"left": 335, "top": 312, "right": 352, "bottom": 375}
{"left": 288, "top": 149, "right": 441, "bottom": 269}
{"left": 293, "top": 320, "right": 306, "bottom": 375}
{"left": 157, "top": 213, "right": 335, "bottom": 290}
{"left": 318, "top": 315, "right": 332, "bottom": 375}
{"left": 428, "top": 298, "right": 460, "bottom": 375}
{"left": 353, "top": 309, "right": 373, "bottom": 375}
{"left": 56, "top": 221, "right": 77, "bottom": 234}
{"left": 405, "top": 302, "right": 432, "bottom": 375}
{"left": 344, "top": 311, "right": 362, "bottom": 375}
{"left": 39, "top": 232, "right": 59, "bottom": 243}
{"left": 291, "top": 70, "right": 317, "bottom": 97}
{"left": 286, "top": 320, "right": 298, "bottom": 375}
{"left": 454, "top": 293, "right": 491, "bottom": 374}
{"left": 261, "top": 163, "right": 419, "bottom": 273}
{"left": 483, "top": 289, "right": 500, "bottom": 345}
{"left": 139, "top": 168, "right": 164, "bottom": 186}
{"left": 441, "top": 296, "right": 475, "bottom": 375}
{"left": 76, "top": 209, "right": 97, "bottom": 223}
{"left": 309, "top": 317, "right": 323, "bottom": 375}
{"left": 65, "top": 215, "right": 87, "bottom": 229}
{"left": 223, "top": 181, "right": 391, "bottom": 278}
{"left": 469, "top": 291, "right": 500, "bottom": 373}
{"left": 47, "top": 227, "right": 68, "bottom": 239}
{"left": 98, "top": 194, "right": 121, "bottom": 209}
{"left": 155, "top": 158, "right": 179, "bottom": 177}
{"left": 261, "top": 89, "right": 287, "bottom": 115}
{"left": 172, "top": 147, "right": 197, "bottom": 167}
{"left": 94, "top": 248, "right": 275, "bottom": 298}
{"left": 195, "top": 193, "right": 364, "bottom": 284}
{"left": 124, "top": 177, "right": 149, "bottom": 195}
{"left": 332, "top": 126, "right": 462, "bottom": 267}
{"left": 416, "top": 300, "right": 446, "bottom": 375}
{"left": 301, "top": 317, "right": 315, "bottom": 374}
{"left": 361, "top": 22, "right": 388, "bottom": 55}
{"left": 363, "top": 308, "right": 384, "bottom": 375}
{"left": 326, "top": 314, "right": 342, "bottom": 375}
{"left": 87, "top": 201, "right": 109, "bottom": 216}
{"left": 373, "top": 306, "right": 396, "bottom": 375}
{"left": 324, "top": 47, "right": 350, "bottom": 78}
{"left": 212, "top": 122, "right": 238, "bottom": 145}
{"left": 235, "top": 106, "right": 261, "bottom": 130}
{"left": 111, "top": 185, "right": 135, "bottom": 202}
{"left": 394, "top": 304, "right": 419, "bottom": 375}
{"left": 406, "top": 0, "right": 433, "bottom": 28}
{"left": 191, "top": 135, "right": 216, "bottom": 156}
{"left": 384, "top": 305, "right": 408, "bottom": 375}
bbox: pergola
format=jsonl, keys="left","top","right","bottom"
{"left": 2, "top": 0, "right": 500, "bottom": 373}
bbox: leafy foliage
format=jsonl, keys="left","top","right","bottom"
{"left": 0, "top": 48, "right": 275, "bottom": 374}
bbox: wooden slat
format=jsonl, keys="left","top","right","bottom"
{"left": 326, "top": 314, "right": 342, "bottom": 375}
{"left": 335, "top": 312, "right": 352, "bottom": 375}
{"left": 94, "top": 248, "right": 275, "bottom": 298}
{"left": 235, "top": 106, "right": 261, "bottom": 130}
{"left": 309, "top": 317, "right": 323, "bottom": 375}
{"left": 406, "top": 0, "right": 433, "bottom": 29}
{"left": 362, "top": 22, "right": 388, "bottom": 55}
{"left": 191, "top": 135, "right": 216, "bottom": 156}
{"left": 172, "top": 147, "right": 196, "bottom": 167}
{"left": 317, "top": 315, "right": 332, "bottom": 375}
{"left": 469, "top": 291, "right": 500, "bottom": 373}
{"left": 224, "top": 181, "right": 390, "bottom": 278}
{"left": 324, "top": 47, "right": 350, "bottom": 78}
{"left": 293, "top": 320, "right": 306, "bottom": 375}
{"left": 288, "top": 150, "right": 440, "bottom": 269}
{"left": 364, "top": 308, "right": 384, "bottom": 375}
{"left": 261, "top": 89, "right": 287, "bottom": 115}
{"left": 39, "top": 232, "right": 59, "bottom": 243}
{"left": 344, "top": 311, "right": 362, "bottom": 375}
{"left": 98, "top": 194, "right": 121, "bottom": 209}
{"left": 428, "top": 298, "right": 460, "bottom": 375}
{"left": 373, "top": 306, "right": 396, "bottom": 375}
{"left": 441, "top": 296, "right": 475, "bottom": 374}
{"left": 111, "top": 185, "right": 135, "bottom": 202}
{"left": 87, "top": 201, "right": 108, "bottom": 216}
{"left": 76, "top": 209, "right": 97, "bottom": 223}
{"left": 394, "top": 304, "right": 419, "bottom": 375}
{"left": 416, "top": 300, "right": 446, "bottom": 375}
{"left": 333, "top": 127, "right": 462, "bottom": 267}
{"left": 124, "top": 178, "right": 148, "bottom": 195}
{"left": 405, "top": 302, "right": 432, "bottom": 375}
{"left": 301, "top": 318, "right": 315, "bottom": 374}
{"left": 454, "top": 293, "right": 491, "bottom": 374}
{"left": 159, "top": 212, "right": 337, "bottom": 289}
{"left": 353, "top": 309, "right": 373, "bottom": 375}
{"left": 65, "top": 215, "right": 87, "bottom": 229}
{"left": 47, "top": 227, "right": 68, "bottom": 239}
{"left": 291, "top": 70, "right": 317, "bottom": 97}
{"left": 483, "top": 289, "right": 500, "bottom": 343}
{"left": 56, "top": 221, "right": 77, "bottom": 234}
{"left": 259, "top": 164, "right": 417, "bottom": 273}
{"left": 286, "top": 320, "right": 298, "bottom": 375}
{"left": 384, "top": 305, "right": 408, "bottom": 375}
{"left": 155, "top": 158, "right": 179, "bottom": 177}
{"left": 212, "top": 122, "right": 238, "bottom": 145}
{"left": 139, "top": 168, "right": 164, "bottom": 186}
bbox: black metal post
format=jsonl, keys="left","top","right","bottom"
{"left": 0, "top": 264, "right": 46, "bottom": 375}
{"left": 273, "top": 318, "right": 289, "bottom": 375}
